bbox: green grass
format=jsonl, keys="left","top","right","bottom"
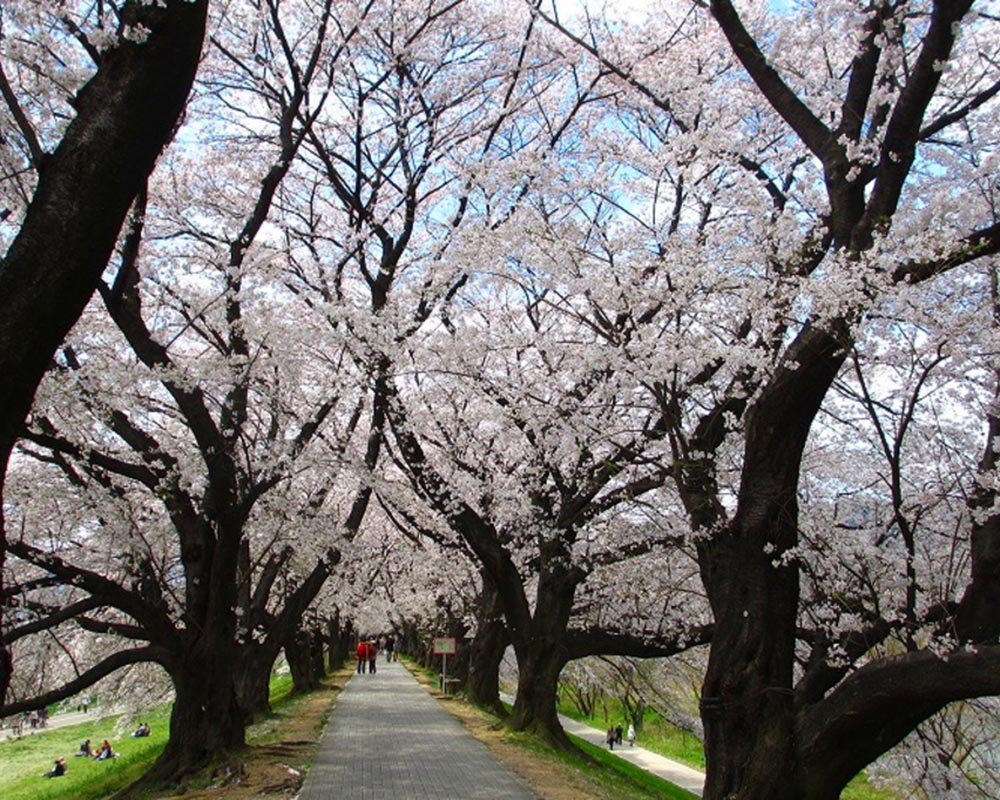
{"left": 556, "top": 690, "right": 706, "bottom": 769}
{"left": 0, "top": 708, "right": 171, "bottom": 800}
{"left": 492, "top": 722, "right": 698, "bottom": 800}
{"left": 568, "top": 733, "right": 700, "bottom": 799}
{"left": 266, "top": 671, "right": 295, "bottom": 707}
{"left": 555, "top": 689, "right": 899, "bottom": 799}
{"left": 841, "top": 774, "right": 898, "bottom": 800}
{"left": 0, "top": 670, "right": 305, "bottom": 800}
{"left": 399, "top": 656, "right": 438, "bottom": 685}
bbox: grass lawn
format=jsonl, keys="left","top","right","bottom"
{"left": 564, "top": 733, "right": 699, "bottom": 799}
{"left": 0, "top": 708, "right": 171, "bottom": 800}
{"left": 0, "top": 671, "right": 308, "bottom": 800}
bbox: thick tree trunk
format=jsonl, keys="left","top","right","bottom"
{"left": 286, "top": 628, "right": 321, "bottom": 693}
{"left": 505, "top": 556, "right": 580, "bottom": 749}
{"left": 310, "top": 628, "right": 327, "bottom": 679}
{"left": 127, "top": 642, "right": 244, "bottom": 794}
{"left": 0, "top": 2, "right": 208, "bottom": 467}
{"left": 326, "top": 614, "right": 353, "bottom": 670}
{"left": 697, "top": 326, "right": 843, "bottom": 800}
{"left": 0, "top": 4, "right": 207, "bottom": 714}
{"left": 467, "top": 577, "right": 509, "bottom": 715}
{"left": 509, "top": 639, "right": 571, "bottom": 747}
{"left": 699, "top": 532, "right": 799, "bottom": 800}
{"left": 233, "top": 648, "right": 273, "bottom": 723}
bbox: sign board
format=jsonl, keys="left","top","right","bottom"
{"left": 432, "top": 636, "right": 457, "bottom": 655}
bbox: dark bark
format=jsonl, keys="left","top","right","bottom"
{"left": 467, "top": 575, "right": 509, "bottom": 715}
{"left": 796, "top": 647, "right": 1000, "bottom": 799}
{"left": 696, "top": 324, "right": 844, "bottom": 800}
{"left": 234, "top": 659, "right": 272, "bottom": 725}
{"left": 232, "top": 548, "right": 335, "bottom": 720}
{"left": 0, "top": 1, "right": 208, "bottom": 467}
{"left": 326, "top": 614, "right": 354, "bottom": 671}
{"left": 0, "top": 0, "right": 208, "bottom": 709}
{"left": 686, "top": 4, "right": 992, "bottom": 798}
{"left": 386, "top": 383, "right": 704, "bottom": 748}
{"left": 137, "top": 643, "right": 245, "bottom": 791}
{"left": 504, "top": 554, "right": 581, "bottom": 748}
{"left": 285, "top": 624, "right": 326, "bottom": 693}
{"left": 398, "top": 620, "right": 426, "bottom": 664}
{"left": 509, "top": 638, "right": 572, "bottom": 747}
{"left": 310, "top": 629, "right": 327, "bottom": 681}
{"left": 286, "top": 626, "right": 322, "bottom": 693}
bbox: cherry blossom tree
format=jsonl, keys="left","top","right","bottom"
{"left": 534, "top": 1, "right": 1000, "bottom": 796}
{"left": 0, "top": 0, "right": 208, "bottom": 706}
{"left": 3, "top": 4, "right": 1000, "bottom": 800}
{"left": 383, "top": 236, "right": 716, "bottom": 741}
{"left": 1, "top": 0, "right": 605, "bottom": 785}
{"left": 1, "top": 0, "right": 373, "bottom": 784}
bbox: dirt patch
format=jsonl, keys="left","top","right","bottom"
{"left": 407, "top": 666, "right": 607, "bottom": 800}
{"left": 151, "top": 672, "right": 350, "bottom": 800}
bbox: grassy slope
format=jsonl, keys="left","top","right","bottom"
{"left": 0, "top": 673, "right": 302, "bottom": 800}
{"left": 0, "top": 708, "right": 171, "bottom": 800}
{"left": 555, "top": 690, "right": 896, "bottom": 800}
{"left": 566, "top": 734, "right": 699, "bottom": 799}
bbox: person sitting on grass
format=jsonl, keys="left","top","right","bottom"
{"left": 133, "top": 722, "right": 151, "bottom": 737}
{"left": 76, "top": 738, "right": 93, "bottom": 757}
{"left": 94, "top": 739, "right": 115, "bottom": 760}
{"left": 44, "top": 757, "right": 66, "bottom": 778}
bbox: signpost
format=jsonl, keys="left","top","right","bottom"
{"left": 432, "top": 636, "right": 457, "bottom": 693}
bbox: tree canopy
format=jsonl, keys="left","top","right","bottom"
{"left": 2, "top": 2, "right": 1000, "bottom": 798}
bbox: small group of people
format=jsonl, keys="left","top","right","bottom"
{"left": 77, "top": 737, "right": 116, "bottom": 760}
{"left": 28, "top": 708, "right": 48, "bottom": 729}
{"left": 356, "top": 634, "right": 399, "bottom": 675}
{"left": 605, "top": 722, "right": 636, "bottom": 750}
{"left": 356, "top": 638, "right": 379, "bottom": 674}
{"left": 132, "top": 722, "right": 151, "bottom": 737}
{"left": 46, "top": 735, "right": 117, "bottom": 777}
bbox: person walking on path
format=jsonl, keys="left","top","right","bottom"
{"left": 356, "top": 639, "right": 370, "bottom": 674}
{"left": 298, "top": 659, "right": 536, "bottom": 800}
{"left": 627, "top": 722, "right": 636, "bottom": 746}
{"left": 606, "top": 726, "right": 616, "bottom": 750}
{"left": 367, "top": 639, "right": 378, "bottom": 674}
{"left": 615, "top": 723, "right": 623, "bottom": 746}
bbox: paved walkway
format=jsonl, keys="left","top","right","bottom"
{"left": 2, "top": 709, "right": 106, "bottom": 740}
{"left": 299, "top": 660, "right": 537, "bottom": 800}
{"left": 501, "top": 691, "right": 705, "bottom": 797}
{"left": 559, "top": 713, "right": 705, "bottom": 797}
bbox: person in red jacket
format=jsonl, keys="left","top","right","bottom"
{"left": 356, "top": 639, "right": 370, "bottom": 674}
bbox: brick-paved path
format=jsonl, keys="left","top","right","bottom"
{"left": 298, "top": 659, "right": 537, "bottom": 800}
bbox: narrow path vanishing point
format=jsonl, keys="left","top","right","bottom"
{"left": 298, "top": 659, "right": 537, "bottom": 800}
